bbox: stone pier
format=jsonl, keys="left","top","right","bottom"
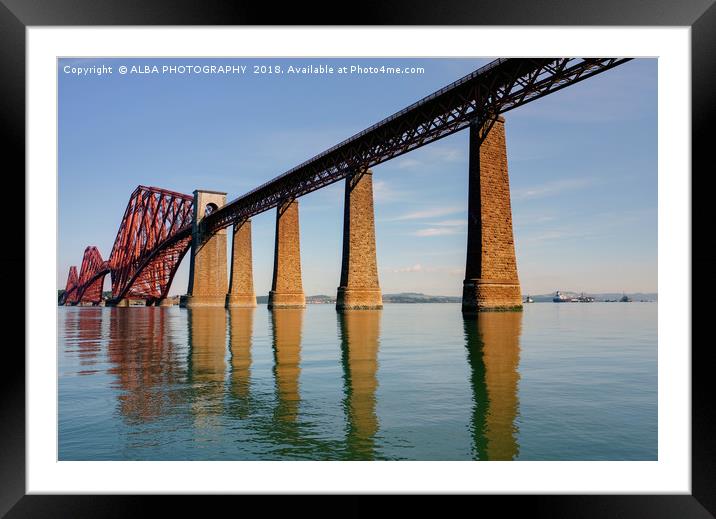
{"left": 226, "top": 219, "right": 257, "bottom": 308}
{"left": 268, "top": 199, "right": 306, "bottom": 309}
{"left": 462, "top": 116, "right": 522, "bottom": 313}
{"left": 336, "top": 169, "right": 383, "bottom": 311}
{"left": 185, "top": 190, "right": 229, "bottom": 308}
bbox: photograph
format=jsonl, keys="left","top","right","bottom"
{"left": 57, "top": 57, "right": 658, "bottom": 462}
{"left": 5, "top": 10, "right": 707, "bottom": 514}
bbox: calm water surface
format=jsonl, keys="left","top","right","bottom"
{"left": 58, "top": 303, "right": 657, "bottom": 460}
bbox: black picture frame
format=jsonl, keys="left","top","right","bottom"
{"left": 2, "top": 1, "right": 711, "bottom": 516}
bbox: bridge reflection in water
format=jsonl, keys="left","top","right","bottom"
{"left": 187, "top": 308, "right": 228, "bottom": 427}
{"left": 106, "top": 307, "right": 184, "bottom": 424}
{"left": 92, "top": 307, "right": 522, "bottom": 460}
{"left": 270, "top": 308, "right": 304, "bottom": 426}
{"left": 228, "top": 308, "right": 255, "bottom": 415}
{"left": 464, "top": 312, "right": 523, "bottom": 461}
{"left": 339, "top": 310, "right": 381, "bottom": 459}
{"left": 63, "top": 307, "right": 104, "bottom": 376}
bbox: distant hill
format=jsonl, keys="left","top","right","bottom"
{"left": 527, "top": 292, "right": 657, "bottom": 302}
{"left": 382, "top": 293, "right": 461, "bottom": 303}
{"left": 255, "top": 294, "right": 336, "bottom": 304}
{"left": 221, "top": 291, "right": 657, "bottom": 305}
{"left": 255, "top": 292, "right": 461, "bottom": 304}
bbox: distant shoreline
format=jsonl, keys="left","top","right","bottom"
{"left": 59, "top": 291, "right": 658, "bottom": 306}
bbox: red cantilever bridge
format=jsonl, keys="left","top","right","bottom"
{"left": 60, "top": 186, "right": 194, "bottom": 306}
{"left": 61, "top": 58, "right": 631, "bottom": 309}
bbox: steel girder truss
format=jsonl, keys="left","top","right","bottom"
{"left": 118, "top": 231, "right": 192, "bottom": 303}
{"left": 108, "top": 186, "right": 194, "bottom": 303}
{"left": 78, "top": 246, "right": 106, "bottom": 304}
{"left": 60, "top": 266, "right": 79, "bottom": 305}
{"left": 204, "top": 57, "right": 630, "bottom": 234}
{"left": 63, "top": 186, "right": 194, "bottom": 305}
{"left": 61, "top": 246, "right": 106, "bottom": 305}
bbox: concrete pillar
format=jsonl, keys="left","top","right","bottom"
{"left": 226, "top": 220, "right": 257, "bottom": 308}
{"left": 462, "top": 116, "right": 522, "bottom": 313}
{"left": 186, "top": 190, "right": 229, "bottom": 308}
{"left": 336, "top": 169, "right": 383, "bottom": 311}
{"left": 268, "top": 199, "right": 306, "bottom": 309}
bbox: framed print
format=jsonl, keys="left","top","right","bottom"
{"left": 3, "top": 0, "right": 712, "bottom": 516}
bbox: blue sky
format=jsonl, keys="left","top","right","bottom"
{"left": 58, "top": 58, "right": 657, "bottom": 296}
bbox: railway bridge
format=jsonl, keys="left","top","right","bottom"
{"left": 61, "top": 58, "right": 630, "bottom": 312}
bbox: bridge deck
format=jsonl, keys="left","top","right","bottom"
{"left": 204, "top": 57, "right": 629, "bottom": 234}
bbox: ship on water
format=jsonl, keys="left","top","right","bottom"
{"left": 524, "top": 295, "right": 534, "bottom": 303}
{"left": 553, "top": 291, "right": 571, "bottom": 303}
{"left": 578, "top": 292, "right": 595, "bottom": 303}
{"left": 553, "top": 291, "right": 595, "bottom": 303}
{"left": 620, "top": 293, "right": 632, "bottom": 302}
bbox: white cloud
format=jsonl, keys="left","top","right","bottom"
{"left": 390, "top": 145, "right": 464, "bottom": 171}
{"left": 427, "top": 146, "right": 463, "bottom": 163}
{"left": 372, "top": 180, "right": 403, "bottom": 203}
{"left": 430, "top": 219, "right": 465, "bottom": 227}
{"left": 395, "top": 158, "right": 422, "bottom": 169}
{"left": 512, "top": 178, "right": 597, "bottom": 201}
{"left": 385, "top": 264, "right": 463, "bottom": 276}
{"left": 521, "top": 229, "right": 597, "bottom": 244}
{"left": 513, "top": 214, "right": 556, "bottom": 226}
{"left": 413, "top": 227, "right": 464, "bottom": 237}
{"left": 393, "top": 206, "right": 463, "bottom": 221}
{"left": 388, "top": 264, "right": 424, "bottom": 273}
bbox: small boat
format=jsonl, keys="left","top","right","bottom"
{"left": 524, "top": 295, "right": 534, "bottom": 303}
{"left": 619, "top": 293, "right": 632, "bottom": 302}
{"left": 553, "top": 291, "right": 569, "bottom": 303}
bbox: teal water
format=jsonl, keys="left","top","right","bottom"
{"left": 58, "top": 303, "right": 657, "bottom": 460}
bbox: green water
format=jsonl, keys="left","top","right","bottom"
{"left": 58, "top": 303, "right": 657, "bottom": 460}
